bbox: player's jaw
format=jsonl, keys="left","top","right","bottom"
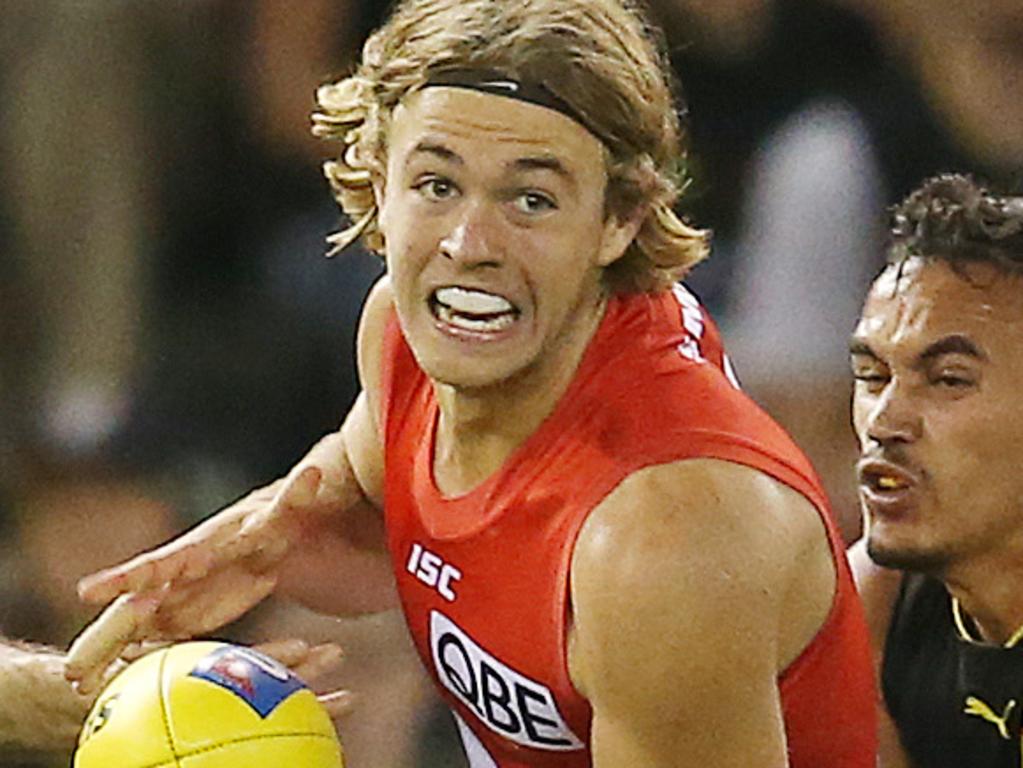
{"left": 858, "top": 451, "right": 985, "bottom": 576}
{"left": 399, "top": 245, "right": 606, "bottom": 394}
{"left": 857, "top": 453, "right": 937, "bottom": 569}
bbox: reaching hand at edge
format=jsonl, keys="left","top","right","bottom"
{"left": 250, "top": 638, "right": 355, "bottom": 720}
{"left": 65, "top": 464, "right": 327, "bottom": 694}
{"left": 87, "top": 638, "right": 353, "bottom": 718}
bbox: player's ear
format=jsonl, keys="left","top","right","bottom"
{"left": 372, "top": 174, "right": 387, "bottom": 210}
{"left": 373, "top": 174, "right": 389, "bottom": 229}
{"left": 595, "top": 206, "right": 645, "bottom": 268}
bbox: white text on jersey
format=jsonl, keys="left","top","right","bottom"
{"left": 407, "top": 542, "right": 462, "bottom": 602}
{"left": 430, "top": 611, "right": 584, "bottom": 751}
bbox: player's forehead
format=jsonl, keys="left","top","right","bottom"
{"left": 854, "top": 258, "right": 1023, "bottom": 360}
{"left": 386, "top": 87, "right": 606, "bottom": 180}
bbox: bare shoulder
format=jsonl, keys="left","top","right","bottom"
{"left": 355, "top": 273, "right": 394, "bottom": 400}
{"left": 568, "top": 459, "right": 822, "bottom": 763}
{"left": 338, "top": 274, "right": 392, "bottom": 506}
{"left": 571, "top": 459, "right": 827, "bottom": 619}
{"left": 847, "top": 537, "right": 904, "bottom": 656}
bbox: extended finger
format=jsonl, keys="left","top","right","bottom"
{"left": 252, "top": 638, "right": 310, "bottom": 667}
{"left": 156, "top": 571, "right": 278, "bottom": 636}
{"left": 78, "top": 545, "right": 202, "bottom": 605}
{"left": 277, "top": 465, "right": 323, "bottom": 510}
{"left": 317, "top": 689, "right": 357, "bottom": 719}
{"left": 66, "top": 592, "right": 161, "bottom": 694}
{"left": 221, "top": 468, "right": 322, "bottom": 563}
{"left": 285, "top": 642, "right": 345, "bottom": 684}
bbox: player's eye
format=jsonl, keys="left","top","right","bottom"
{"left": 933, "top": 372, "right": 975, "bottom": 390}
{"left": 851, "top": 364, "right": 889, "bottom": 393}
{"left": 926, "top": 357, "right": 979, "bottom": 392}
{"left": 512, "top": 190, "right": 557, "bottom": 214}
{"left": 414, "top": 176, "right": 459, "bottom": 201}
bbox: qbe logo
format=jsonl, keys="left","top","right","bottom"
{"left": 430, "top": 611, "right": 584, "bottom": 751}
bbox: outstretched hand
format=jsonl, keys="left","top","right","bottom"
{"left": 66, "top": 466, "right": 325, "bottom": 694}
{"left": 252, "top": 638, "right": 355, "bottom": 719}
{"left": 69, "top": 638, "right": 354, "bottom": 720}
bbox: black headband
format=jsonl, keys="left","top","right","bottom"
{"left": 423, "top": 69, "right": 599, "bottom": 140}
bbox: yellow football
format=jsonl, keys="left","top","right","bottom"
{"left": 74, "top": 641, "right": 344, "bottom": 767}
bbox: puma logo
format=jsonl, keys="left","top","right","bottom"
{"left": 964, "top": 696, "right": 1017, "bottom": 740}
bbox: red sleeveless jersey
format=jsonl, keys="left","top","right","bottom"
{"left": 381, "top": 286, "right": 876, "bottom": 767}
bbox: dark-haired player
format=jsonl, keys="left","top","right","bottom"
{"left": 850, "top": 173, "right": 1023, "bottom": 767}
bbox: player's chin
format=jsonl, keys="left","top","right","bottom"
{"left": 864, "top": 531, "right": 948, "bottom": 574}
{"left": 423, "top": 355, "right": 529, "bottom": 391}
{"left": 415, "top": 328, "right": 536, "bottom": 389}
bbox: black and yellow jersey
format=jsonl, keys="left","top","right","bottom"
{"left": 884, "top": 573, "right": 1023, "bottom": 767}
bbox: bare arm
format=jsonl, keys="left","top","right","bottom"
{"left": 271, "top": 273, "right": 394, "bottom": 612}
{"left": 0, "top": 639, "right": 90, "bottom": 756}
{"left": 849, "top": 539, "right": 914, "bottom": 768}
{"left": 569, "top": 459, "right": 835, "bottom": 767}
{"left": 66, "top": 277, "right": 396, "bottom": 691}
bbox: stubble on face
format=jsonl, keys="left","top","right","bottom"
{"left": 853, "top": 258, "right": 1023, "bottom": 577}
{"left": 865, "top": 534, "right": 951, "bottom": 575}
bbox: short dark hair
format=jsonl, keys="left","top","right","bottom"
{"left": 887, "top": 173, "right": 1023, "bottom": 274}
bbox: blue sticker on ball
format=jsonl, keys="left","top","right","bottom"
{"left": 190, "top": 646, "right": 307, "bottom": 718}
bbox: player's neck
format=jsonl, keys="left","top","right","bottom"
{"left": 432, "top": 294, "right": 607, "bottom": 497}
{"left": 946, "top": 555, "right": 1023, "bottom": 646}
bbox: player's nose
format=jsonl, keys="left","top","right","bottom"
{"left": 439, "top": 200, "right": 503, "bottom": 269}
{"left": 864, "top": 380, "right": 922, "bottom": 447}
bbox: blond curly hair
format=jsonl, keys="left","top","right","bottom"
{"left": 312, "top": 0, "right": 709, "bottom": 293}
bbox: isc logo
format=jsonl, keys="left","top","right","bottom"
{"left": 406, "top": 542, "right": 462, "bottom": 602}
{"left": 430, "top": 611, "right": 584, "bottom": 751}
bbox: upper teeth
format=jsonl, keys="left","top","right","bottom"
{"left": 877, "top": 476, "right": 903, "bottom": 490}
{"left": 435, "top": 287, "right": 514, "bottom": 315}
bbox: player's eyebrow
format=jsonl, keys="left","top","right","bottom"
{"left": 918, "top": 334, "right": 988, "bottom": 363}
{"left": 409, "top": 140, "right": 463, "bottom": 165}
{"left": 508, "top": 154, "right": 578, "bottom": 194}
{"left": 510, "top": 154, "right": 570, "bottom": 177}
{"left": 407, "top": 139, "right": 576, "bottom": 184}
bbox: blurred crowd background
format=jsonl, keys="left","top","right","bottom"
{"left": 0, "top": 0, "right": 1020, "bottom": 765}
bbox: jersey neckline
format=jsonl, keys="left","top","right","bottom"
{"left": 410, "top": 292, "right": 646, "bottom": 540}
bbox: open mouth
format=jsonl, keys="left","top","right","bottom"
{"left": 430, "top": 286, "right": 520, "bottom": 334}
{"left": 858, "top": 460, "right": 918, "bottom": 496}
{"left": 864, "top": 474, "right": 910, "bottom": 493}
